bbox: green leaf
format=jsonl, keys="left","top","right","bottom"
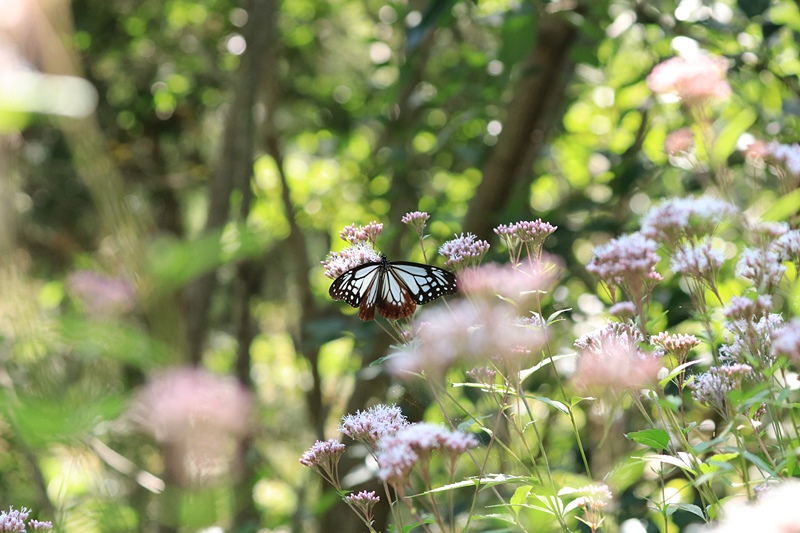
{"left": 626, "top": 429, "right": 670, "bottom": 450}
{"left": 523, "top": 395, "right": 570, "bottom": 415}
{"left": 763, "top": 188, "right": 800, "bottom": 223}
{"left": 658, "top": 360, "right": 703, "bottom": 388}
{"left": 711, "top": 107, "right": 756, "bottom": 165}
{"left": 519, "top": 354, "right": 574, "bottom": 384}
{"left": 666, "top": 502, "right": 705, "bottom": 520}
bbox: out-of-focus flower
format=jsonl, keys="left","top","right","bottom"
{"left": 401, "top": 211, "right": 430, "bottom": 234}
{"left": 689, "top": 364, "right": 752, "bottom": 417}
{"left": 300, "top": 439, "right": 346, "bottom": 489}
{"left": 388, "top": 300, "right": 545, "bottom": 376}
{"left": 322, "top": 242, "right": 382, "bottom": 279}
{"left": 339, "top": 221, "right": 383, "bottom": 246}
{"left": 494, "top": 219, "right": 557, "bottom": 262}
{"left": 563, "top": 484, "right": 613, "bottom": 532}
{"left": 466, "top": 365, "right": 497, "bottom": 385}
{"left": 772, "top": 318, "right": 800, "bottom": 367}
{"left": 704, "top": 480, "right": 800, "bottom": 532}
{"left": 66, "top": 270, "right": 136, "bottom": 316}
{"left": 132, "top": 367, "right": 253, "bottom": 487}
{"left": 458, "top": 259, "right": 560, "bottom": 309}
{"left": 439, "top": 233, "right": 490, "bottom": 270}
{"left": 573, "top": 322, "right": 662, "bottom": 392}
{"left": 640, "top": 196, "right": 735, "bottom": 245}
{"left": 647, "top": 54, "right": 731, "bottom": 105}
{"left": 720, "top": 314, "right": 783, "bottom": 369}
{"left": 723, "top": 295, "right": 772, "bottom": 320}
{"left": 735, "top": 248, "right": 785, "bottom": 293}
{"left": 609, "top": 301, "right": 636, "bottom": 318}
{"left": 339, "top": 404, "right": 409, "bottom": 448}
{"left": 375, "top": 423, "right": 477, "bottom": 486}
{"left": 651, "top": 332, "right": 701, "bottom": 362}
{"left": 664, "top": 128, "right": 694, "bottom": 155}
{"left": 670, "top": 238, "right": 725, "bottom": 284}
{"left": 586, "top": 232, "right": 662, "bottom": 304}
{"left": 773, "top": 229, "right": 800, "bottom": 267}
{"left": 0, "top": 506, "right": 52, "bottom": 532}
{"left": 765, "top": 141, "right": 800, "bottom": 178}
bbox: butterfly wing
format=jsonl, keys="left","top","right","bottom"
{"left": 386, "top": 262, "right": 458, "bottom": 305}
{"left": 329, "top": 261, "right": 382, "bottom": 309}
{"left": 329, "top": 259, "right": 457, "bottom": 322}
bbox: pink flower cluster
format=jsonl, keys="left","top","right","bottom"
{"left": 772, "top": 318, "right": 800, "bottom": 367}
{"left": 299, "top": 439, "right": 346, "bottom": 487}
{"left": 573, "top": 322, "right": 662, "bottom": 391}
{"left": 670, "top": 238, "right": 725, "bottom": 281}
{"left": 586, "top": 232, "right": 662, "bottom": 301}
{"left": 66, "top": 270, "right": 136, "bottom": 316}
{"left": 132, "top": 367, "right": 252, "bottom": 486}
{"left": 651, "top": 332, "right": 701, "bottom": 361}
{"left": 647, "top": 54, "right": 731, "bottom": 105}
{"left": 0, "top": 506, "right": 52, "bottom": 532}
{"left": 735, "top": 248, "right": 785, "bottom": 293}
{"left": 322, "top": 242, "right": 382, "bottom": 279}
{"left": 689, "top": 364, "right": 752, "bottom": 417}
{"left": 439, "top": 233, "right": 490, "bottom": 269}
{"left": 640, "top": 196, "right": 735, "bottom": 245}
{"left": 457, "top": 260, "right": 559, "bottom": 308}
{"left": 663, "top": 128, "right": 694, "bottom": 155}
{"left": 376, "top": 422, "right": 478, "bottom": 486}
{"left": 339, "top": 221, "right": 384, "bottom": 245}
{"left": 401, "top": 211, "right": 430, "bottom": 234}
{"left": 494, "top": 219, "right": 557, "bottom": 262}
{"left": 339, "top": 404, "right": 409, "bottom": 448}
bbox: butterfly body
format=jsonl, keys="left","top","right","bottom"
{"left": 329, "top": 256, "right": 457, "bottom": 321}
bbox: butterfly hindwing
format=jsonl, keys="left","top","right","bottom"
{"left": 329, "top": 257, "right": 457, "bottom": 321}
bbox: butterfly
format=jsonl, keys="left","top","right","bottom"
{"left": 329, "top": 256, "right": 458, "bottom": 321}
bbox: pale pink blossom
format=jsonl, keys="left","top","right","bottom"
{"left": 664, "top": 128, "right": 694, "bottom": 155}
{"left": 586, "top": 232, "right": 661, "bottom": 303}
{"left": 339, "top": 404, "right": 409, "bottom": 448}
{"left": 651, "top": 332, "right": 701, "bottom": 361}
{"left": 66, "top": 270, "right": 136, "bottom": 316}
{"left": 773, "top": 229, "right": 800, "bottom": 264}
{"left": 735, "top": 248, "right": 785, "bottom": 292}
{"left": 640, "top": 196, "right": 735, "bottom": 245}
{"left": 0, "top": 506, "right": 52, "bottom": 532}
{"left": 458, "top": 259, "right": 560, "bottom": 308}
{"left": 690, "top": 364, "right": 752, "bottom": 417}
{"left": 573, "top": 322, "right": 662, "bottom": 391}
{"left": 375, "top": 423, "right": 477, "bottom": 486}
{"left": 670, "top": 238, "right": 725, "bottom": 281}
{"left": 647, "top": 54, "right": 731, "bottom": 105}
{"left": 401, "top": 211, "right": 430, "bottom": 234}
{"left": 494, "top": 219, "right": 557, "bottom": 262}
{"left": 132, "top": 367, "right": 253, "bottom": 487}
{"left": 704, "top": 480, "right": 800, "bottom": 532}
{"left": 388, "top": 300, "right": 545, "bottom": 376}
{"left": 300, "top": 439, "right": 346, "bottom": 488}
{"left": 766, "top": 141, "right": 800, "bottom": 177}
{"left": 565, "top": 484, "right": 613, "bottom": 531}
{"left": 609, "top": 301, "right": 636, "bottom": 318}
{"left": 343, "top": 490, "right": 380, "bottom": 524}
{"left": 322, "top": 242, "right": 382, "bottom": 279}
{"left": 772, "top": 318, "right": 800, "bottom": 367}
{"left": 339, "top": 221, "right": 384, "bottom": 246}
{"left": 439, "top": 233, "right": 490, "bottom": 269}
{"left": 721, "top": 314, "right": 783, "bottom": 368}
{"left": 723, "top": 295, "right": 772, "bottom": 320}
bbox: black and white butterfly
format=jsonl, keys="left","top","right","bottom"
{"left": 329, "top": 256, "right": 458, "bottom": 321}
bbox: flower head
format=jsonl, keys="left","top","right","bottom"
{"left": 494, "top": 219, "right": 557, "bottom": 262}
{"left": 720, "top": 313, "right": 783, "bottom": 369}
{"left": 339, "top": 404, "right": 409, "bottom": 448}
{"left": 439, "top": 233, "right": 490, "bottom": 270}
{"left": 704, "top": 480, "right": 800, "bottom": 532}
{"left": 690, "top": 364, "right": 752, "bottom": 417}
{"left": 300, "top": 439, "right": 346, "bottom": 487}
{"left": 772, "top": 229, "right": 800, "bottom": 264}
{"left": 735, "top": 248, "right": 785, "bottom": 293}
{"left": 640, "top": 196, "right": 735, "bottom": 245}
{"left": 0, "top": 506, "right": 52, "bottom": 532}
{"left": 66, "top": 270, "right": 136, "bottom": 316}
{"left": 401, "top": 211, "right": 430, "bottom": 234}
{"left": 573, "top": 322, "right": 662, "bottom": 392}
{"left": 586, "top": 232, "right": 661, "bottom": 302}
{"left": 457, "top": 259, "right": 560, "bottom": 309}
{"left": 772, "top": 318, "right": 800, "bottom": 367}
{"left": 375, "top": 423, "right": 477, "bottom": 486}
{"left": 322, "top": 242, "right": 382, "bottom": 279}
{"left": 647, "top": 54, "right": 731, "bottom": 105}
{"left": 651, "top": 332, "right": 701, "bottom": 362}
{"left": 664, "top": 128, "right": 694, "bottom": 155}
{"left": 339, "top": 221, "right": 383, "bottom": 246}
{"left": 670, "top": 238, "right": 725, "bottom": 282}
{"left": 131, "top": 367, "right": 253, "bottom": 487}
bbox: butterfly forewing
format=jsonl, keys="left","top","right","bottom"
{"left": 388, "top": 262, "right": 458, "bottom": 304}
{"left": 329, "top": 257, "right": 457, "bottom": 321}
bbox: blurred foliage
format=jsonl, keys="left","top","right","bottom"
{"left": 2, "top": 0, "right": 800, "bottom": 531}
